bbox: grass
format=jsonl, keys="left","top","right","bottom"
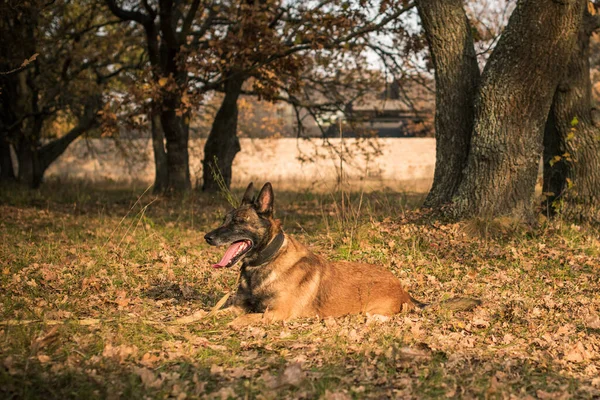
{"left": 1, "top": 180, "right": 599, "bottom": 399}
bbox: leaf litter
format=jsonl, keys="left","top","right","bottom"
{"left": 1, "top": 188, "right": 599, "bottom": 398}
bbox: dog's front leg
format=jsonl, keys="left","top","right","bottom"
{"left": 212, "top": 305, "right": 244, "bottom": 317}
{"left": 228, "top": 309, "right": 288, "bottom": 328}
{"left": 228, "top": 313, "right": 264, "bottom": 328}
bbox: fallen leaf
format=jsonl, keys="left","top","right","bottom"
{"left": 279, "top": 362, "right": 304, "bottom": 387}
{"left": 102, "top": 343, "right": 138, "bottom": 363}
{"left": 133, "top": 366, "right": 163, "bottom": 389}
{"left": 321, "top": 390, "right": 351, "bottom": 400}
{"left": 37, "top": 354, "right": 51, "bottom": 363}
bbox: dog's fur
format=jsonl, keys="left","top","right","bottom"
{"left": 205, "top": 182, "right": 479, "bottom": 324}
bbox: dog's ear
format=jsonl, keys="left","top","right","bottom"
{"left": 241, "top": 182, "right": 255, "bottom": 205}
{"left": 255, "top": 182, "right": 274, "bottom": 216}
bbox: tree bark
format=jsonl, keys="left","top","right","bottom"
{"left": 160, "top": 105, "right": 191, "bottom": 193}
{"left": 416, "top": 0, "right": 480, "bottom": 208}
{"left": 543, "top": 6, "right": 600, "bottom": 222}
{"left": 202, "top": 75, "right": 245, "bottom": 192}
{"left": 15, "top": 62, "right": 44, "bottom": 188}
{"left": 151, "top": 111, "right": 169, "bottom": 194}
{"left": 17, "top": 132, "right": 42, "bottom": 188}
{"left": 451, "top": 0, "right": 584, "bottom": 221}
{"left": 0, "top": 0, "right": 27, "bottom": 184}
{"left": 0, "top": 133, "right": 15, "bottom": 181}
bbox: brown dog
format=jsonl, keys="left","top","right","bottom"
{"left": 204, "top": 182, "right": 479, "bottom": 324}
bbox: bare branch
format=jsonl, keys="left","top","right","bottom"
{"left": 179, "top": 0, "right": 202, "bottom": 42}
{"left": 104, "top": 0, "right": 151, "bottom": 25}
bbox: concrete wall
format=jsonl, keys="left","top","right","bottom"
{"left": 45, "top": 138, "right": 436, "bottom": 192}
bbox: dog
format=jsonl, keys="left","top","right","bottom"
{"left": 204, "top": 182, "right": 480, "bottom": 325}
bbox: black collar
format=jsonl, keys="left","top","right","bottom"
{"left": 246, "top": 230, "right": 285, "bottom": 267}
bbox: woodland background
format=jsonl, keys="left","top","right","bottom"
{"left": 1, "top": 0, "right": 600, "bottom": 398}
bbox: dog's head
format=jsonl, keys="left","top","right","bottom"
{"left": 204, "top": 182, "right": 280, "bottom": 268}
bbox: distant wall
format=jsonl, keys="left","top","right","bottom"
{"left": 45, "top": 138, "right": 436, "bottom": 192}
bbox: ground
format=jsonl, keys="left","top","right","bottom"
{"left": 0, "top": 181, "right": 599, "bottom": 399}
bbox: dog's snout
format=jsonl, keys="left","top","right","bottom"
{"left": 204, "top": 232, "right": 216, "bottom": 245}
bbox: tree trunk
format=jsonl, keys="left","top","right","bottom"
{"left": 451, "top": 0, "right": 584, "bottom": 221}
{"left": 0, "top": 0, "right": 30, "bottom": 184}
{"left": 0, "top": 133, "right": 15, "bottom": 181}
{"left": 202, "top": 75, "right": 245, "bottom": 193}
{"left": 543, "top": 6, "right": 600, "bottom": 223}
{"left": 161, "top": 111, "right": 191, "bottom": 193}
{"left": 416, "top": 0, "right": 480, "bottom": 208}
{"left": 37, "top": 107, "right": 99, "bottom": 186}
{"left": 151, "top": 111, "right": 168, "bottom": 194}
{"left": 17, "top": 134, "right": 42, "bottom": 188}
{"left": 16, "top": 68, "right": 44, "bottom": 188}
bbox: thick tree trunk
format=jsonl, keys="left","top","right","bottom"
{"left": 0, "top": 0, "right": 30, "bottom": 184}
{"left": 16, "top": 69, "right": 44, "bottom": 188}
{"left": 158, "top": 86, "right": 191, "bottom": 193}
{"left": 451, "top": 0, "right": 584, "bottom": 221}
{"left": 160, "top": 108, "right": 191, "bottom": 193}
{"left": 416, "top": 0, "right": 480, "bottom": 208}
{"left": 202, "top": 75, "right": 244, "bottom": 193}
{"left": 543, "top": 7, "right": 600, "bottom": 222}
{"left": 151, "top": 111, "right": 168, "bottom": 194}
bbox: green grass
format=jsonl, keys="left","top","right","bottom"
{"left": 1, "top": 180, "right": 599, "bottom": 399}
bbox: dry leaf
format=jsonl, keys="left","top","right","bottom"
{"left": 140, "top": 352, "right": 162, "bottom": 367}
{"left": 133, "top": 366, "right": 163, "bottom": 389}
{"left": 564, "top": 342, "right": 590, "bottom": 363}
{"left": 321, "top": 390, "right": 351, "bottom": 400}
{"left": 279, "top": 362, "right": 304, "bottom": 387}
{"left": 37, "top": 354, "right": 51, "bottom": 363}
{"left": 102, "top": 343, "right": 139, "bottom": 364}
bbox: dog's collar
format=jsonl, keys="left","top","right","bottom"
{"left": 247, "top": 230, "right": 285, "bottom": 267}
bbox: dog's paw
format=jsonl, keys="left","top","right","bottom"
{"left": 212, "top": 306, "right": 243, "bottom": 317}
{"left": 228, "top": 313, "right": 264, "bottom": 328}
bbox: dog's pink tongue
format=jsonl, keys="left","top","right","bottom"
{"left": 212, "top": 241, "right": 247, "bottom": 268}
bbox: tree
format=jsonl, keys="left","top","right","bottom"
{"left": 198, "top": 0, "right": 416, "bottom": 192}
{"left": 416, "top": 0, "right": 480, "bottom": 208}
{"left": 0, "top": 0, "right": 133, "bottom": 188}
{"left": 417, "top": 0, "right": 587, "bottom": 221}
{"left": 104, "top": 0, "right": 210, "bottom": 193}
{"left": 543, "top": 3, "right": 600, "bottom": 222}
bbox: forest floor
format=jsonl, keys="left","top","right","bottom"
{"left": 1, "top": 181, "right": 599, "bottom": 399}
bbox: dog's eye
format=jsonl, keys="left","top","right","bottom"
{"left": 234, "top": 215, "right": 251, "bottom": 223}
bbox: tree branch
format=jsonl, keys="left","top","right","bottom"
{"left": 158, "top": 0, "right": 179, "bottom": 47}
{"left": 179, "top": 0, "right": 202, "bottom": 42}
{"left": 104, "top": 0, "right": 151, "bottom": 24}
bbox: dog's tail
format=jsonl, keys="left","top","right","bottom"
{"left": 410, "top": 296, "right": 481, "bottom": 312}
